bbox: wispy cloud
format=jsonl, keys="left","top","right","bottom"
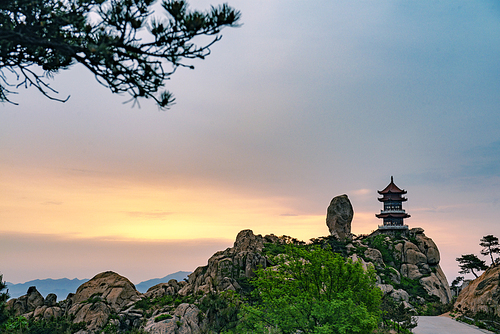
{"left": 124, "top": 211, "right": 173, "bottom": 219}
{"left": 41, "top": 201, "right": 63, "bottom": 206}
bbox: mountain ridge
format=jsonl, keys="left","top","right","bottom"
{"left": 6, "top": 271, "right": 191, "bottom": 299}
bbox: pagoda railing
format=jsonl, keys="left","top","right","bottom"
{"left": 378, "top": 225, "right": 409, "bottom": 230}
{"left": 380, "top": 210, "right": 406, "bottom": 214}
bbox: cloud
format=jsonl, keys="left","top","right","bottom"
{"left": 0, "top": 232, "right": 232, "bottom": 284}
{"left": 279, "top": 213, "right": 298, "bottom": 217}
{"left": 125, "top": 211, "right": 173, "bottom": 219}
{"left": 352, "top": 189, "right": 372, "bottom": 196}
{"left": 41, "top": 201, "right": 63, "bottom": 206}
{"left": 460, "top": 140, "right": 500, "bottom": 179}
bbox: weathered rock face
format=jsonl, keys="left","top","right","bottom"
{"left": 326, "top": 194, "right": 354, "bottom": 241}
{"left": 178, "top": 229, "right": 280, "bottom": 296}
{"left": 145, "top": 303, "right": 202, "bottom": 334}
{"left": 4, "top": 225, "right": 452, "bottom": 333}
{"left": 455, "top": 265, "right": 500, "bottom": 317}
{"left": 71, "top": 271, "right": 141, "bottom": 311}
{"left": 7, "top": 286, "right": 44, "bottom": 316}
{"left": 355, "top": 227, "right": 452, "bottom": 305}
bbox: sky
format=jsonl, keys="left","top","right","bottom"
{"left": 1, "top": 0, "right": 500, "bottom": 286}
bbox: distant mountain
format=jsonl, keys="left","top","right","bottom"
{"left": 6, "top": 271, "right": 191, "bottom": 300}
{"left": 6, "top": 278, "right": 89, "bottom": 300}
{"left": 135, "top": 271, "right": 190, "bottom": 293}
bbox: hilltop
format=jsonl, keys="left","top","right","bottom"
{"left": 4, "top": 194, "right": 456, "bottom": 333}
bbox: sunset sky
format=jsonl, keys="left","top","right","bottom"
{"left": 1, "top": 0, "right": 500, "bottom": 286}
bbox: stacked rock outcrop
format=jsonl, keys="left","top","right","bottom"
{"left": 177, "top": 229, "right": 280, "bottom": 296}
{"left": 354, "top": 227, "right": 452, "bottom": 305}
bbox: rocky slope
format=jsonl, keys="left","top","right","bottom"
{"left": 6, "top": 230, "right": 287, "bottom": 334}
{"left": 5, "top": 195, "right": 453, "bottom": 333}
{"left": 454, "top": 264, "right": 500, "bottom": 317}
{"left": 350, "top": 227, "right": 452, "bottom": 306}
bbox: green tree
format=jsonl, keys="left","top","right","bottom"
{"left": 380, "top": 296, "right": 417, "bottom": 333}
{"left": 451, "top": 276, "right": 464, "bottom": 296}
{"left": 480, "top": 235, "right": 500, "bottom": 267}
{"left": 0, "top": 274, "right": 9, "bottom": 327}
{"left": 456, "top": 254, "right": 488, "bottom": 278}
{"left": 238, "top": 245, "right": 381, "bottom": 334}
{"left": 199, "top": 291, "right": 242, "bottom": 333}
{"left": 0, "top": 0, "right": 240, "bottom": 108}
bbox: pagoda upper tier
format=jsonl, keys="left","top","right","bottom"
{"left": 376, "top": 176, "right": 410, "bottom": 230}
{"left": 378, "top": 176, "right": 408, "bottom": 202}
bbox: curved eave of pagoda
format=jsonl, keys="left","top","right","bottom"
{"left": 378, "top": 177, "right": 407, "bottom": 194}
{"left": 376, "top": 213, "right": 411, "bottom": 219}
{"left": 377, "top": 189, "right": 407, "bottom": 195}
{"left": 378, "top": 196, "right": 408, "bottom": 202}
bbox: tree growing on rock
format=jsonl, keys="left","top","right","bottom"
{"left": 451, "top": 276, "right": 464, "bottom": 296}
{"left": 456, "top": 254, "right": 488, "bottom": 278}
{"left": 480, "top": 235, "right": 500, "bottom": 267}
{"left": 238, "top": 245, "right": 381, "bottom": 334}
{"left": 0, "top": 275, "right": 9, "bottom": 327}
{"left": 0, "top": 0, "right": 240, "bottom": 108}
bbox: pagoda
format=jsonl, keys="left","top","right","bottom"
{"left": 376, "top": 176, "right": 410, "bottom": 230}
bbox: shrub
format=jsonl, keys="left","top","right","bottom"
{"left": 154, "top": 314, "right": 172, "bottom": 322}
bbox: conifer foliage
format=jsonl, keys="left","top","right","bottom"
{"left": 480, "top": 235, "right": 500, "bottom": 267}
{"left": 456, "top": 254, "right": 488, "bottom": 278}
{"left": 0, "top": 275, "right": 9, "bottom": 326}
{"left": 0, "top": 0, "right": 240, "bottom": 108}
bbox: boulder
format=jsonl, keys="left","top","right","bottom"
{"left": 71, "top": 271, "right": 141, "bottom": 312}
{"left": 377, "top": 283, "right": 394, "bottom": 296}
{"left": 390, "top": 289, "right": 410, "bottom": 302}
{"left": 348, "top": 254, "right": 373, "bottom": 271}
{"left": 401, "top": 263, "right": 423, "bottom": 280}
{"left": 144, "top": 303, "right": 201, "bottom": 334}
{"left": 326, "top": 194, "right": 354, "bottom": 241}
{"left": 364, "top": 248, "right": 384, "bottom": 267}
{"left": 405, "top": 249, "right": 427, "bottom": 265}
{"left": 144, "top": 280, "right": 187, "bottom": 300}
{"left": 68, "top": 301, "right": 111, "bottom": 332}
{"left": 8, "top": 286, "right": 45, "bottom": 316}
{"left": 455, "top": 265, "right": 500, "bottom": 317}
{"left": 33, "top": 305, "right": 63, "bottom": 320}
{"left": 419, "top": 266, "right": 452, "bottom": 304}
{"left": 414, "top": 233, "right": 440, "bottom": 265}
{"left": 45, "top": 293, "right": 57, "bottom": 307}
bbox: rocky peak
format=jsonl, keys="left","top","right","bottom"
{"left": 177, "top": 230, "right": 279, "bottom": 296}
{"left": 233, "top": 229, "right": 267, "bottom": 253}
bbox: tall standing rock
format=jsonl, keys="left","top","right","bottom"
{"left": 326, "top": 194, "right": 354, "bottom": 241}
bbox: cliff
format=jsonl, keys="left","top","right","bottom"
{"left": 454, "top": 264, "right": 500, "bottom": 318}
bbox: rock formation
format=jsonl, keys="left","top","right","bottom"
{"left": 5, "top": 230, "right": 286, "bottom": 334}
{"left": 6, "top": 226, "right": 452, "bottom": 333}
{"left": 349, "top": 227, "right": 451, "bottom": 305}
{"left": 454, "top": 265, "right": 500, "bottom": 317}
{"left": 326, "top": 194, "right": 354, "bottom": 241}
{"left": 178, "top": 229, "right": 280, "bottom": 296}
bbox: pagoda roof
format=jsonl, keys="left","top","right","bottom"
{"left": 376, "top": 212, "right": 411, "bottom": 219}
{"left": 377, "top": 176, "right": 407, "bottom": 195}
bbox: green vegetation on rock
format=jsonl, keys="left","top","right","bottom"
{"left": 237, "top": 245, "right": 381, "bottom": 334}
